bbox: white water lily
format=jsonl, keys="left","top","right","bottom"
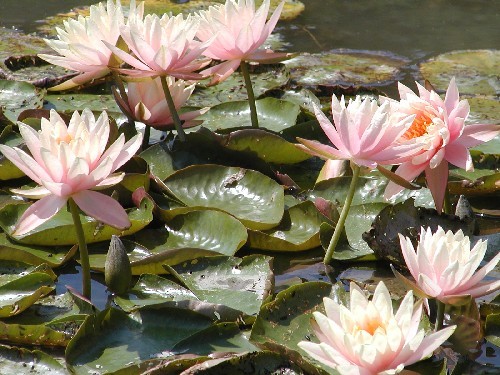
{"left": 397, "top": 226, "right": 500, "bottom": 304}
{"left": 39, "top": 0, "right": 144, "bottom": 90}
{"left": 298, "top": 282, "right": 456, "bottom": 375}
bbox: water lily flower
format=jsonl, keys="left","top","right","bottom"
{"left": 105, "top": 12, "right": 211, "bottom": 80}
{"left": 298, "top": 282, "right": 456, "bottom": 375}
{"left": 396, "top": 226, "right": 500, "bottom": 304}
{"left": 383, "top": 78, "right": 500, "bottom": 212}
{"left": 39, "top": 0, "right": 144, "bottom": 90}
{"left": 297, "top": 96, "right": 421, "bottom": 169}
{"left": 0, "top": 109, "right": 142, "bottom": 236}
{"left": 113, "top": 76, "right": 208, "bottom": 130}
{"left": 196, "top": 0, "right": 290, "bottom": 84}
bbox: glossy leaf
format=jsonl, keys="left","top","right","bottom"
{"left": 163, "top": 164, "right": 284, "bottom": 230}
{"left": 0, "top": 344, "right": 68, "bottom": 374}
{"left": 140, "top": 143, "right": 175, "bottom": 181}
{"left": 0, "top": 80, "right": 45, "bottom": 124}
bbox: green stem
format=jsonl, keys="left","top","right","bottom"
{"left": 435, "top": 300, "right": 445, "bottom": 331}
{"left": 68, "top": 198, "right": 91, "bottom": 300}
{"left": 443, "top": 187, "right": 452, "bottom": 215}
{"left": 112, "top": 71, "right": 128, "bottom": 104}
{"left": 323, "top": 163, "right": 360, "bottom": 265}
{"left": 160, "top": 75, "right": 186, "bottom": 142}
{"left": 240, "top": 61, "right": 258, "bottom": 128}
{"left": 142, "top": 125, "right": 151, "bottom": 150}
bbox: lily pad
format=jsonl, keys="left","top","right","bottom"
{"left": 162, "top": 164, "right": 284, "bottom": 230}
{"left": 247, "top": 201, "right": 324, "bottom": 251}
{"left": 197, "top": 97, "right": 301, "bottom": 133}
{"left": 44, "top": 93, "right": 124, "bottom": 120}
{"left": 65, "top": 307, "right": 213, "bottom": 375}
{"left": 250, "top": 281, "right": 341, "bottom": 375}
{"left": 0, "top": 197, "right": 153, "bottom": 246}
{"left": 0, "top": 344, "right": 68, "bottom": 375}
{"left": 188, "top": 64, "right": 290, "bottom": 108}
{"left": 0, "top": 80, "right": 45, "bottom": 124}
{"left": 168, "top": 255, "right": 273, "bottom": 318}
{"left": 466, "top": 96, "right": 500, "bottom": 125}
{"left": 283, "top": 49, "right": 409, "bottom": 87}
{"left": 0, "top": 264, "right": 56, "bottom": 318}
{"left": 0, "top": 126, "right": 26, "bottom": 180}
{"left": 420, "top": 50, "right": 500, "bottom": 96}
{"left": 0, "top": 291, "right": 94, "bottom": 347}
{"left": 140, "top": 142, "right": 175, "bottom": 181}
{"left": 485, "top": 313, "right": 500, "bottom": 347}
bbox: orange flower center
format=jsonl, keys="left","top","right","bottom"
{"left": 354, "top": 316, "right": 384, "bottom": 336}
{"left": 55, "top": 134, "right": 73, "bottom": 144}
{"left": 402, "top": 112, "right": 433, "bottom": 140}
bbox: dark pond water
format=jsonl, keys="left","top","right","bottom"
{"left": 0, "top": 0, "right": 498, "bottom": 371}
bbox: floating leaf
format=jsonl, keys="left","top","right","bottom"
{"left": 65, "top": 307, "right": 213, "bottom": 374}
{"left": 248, "top": 201, "right": 324, "bottom": 251}
{"left": 0, "top": 197, "right": 153, "bottom": 246}
{"left": 0, "top": 344, "right": 68, "bottom": 375}
{"left": 485, "top": 313, "right": 500, "bottom": 347}
{"left": 251, "top": 281, "right": 341, "bottom": 375}
{"left": 0, "top": 126, "right": 25, "bottom": 180}
{"left": 420, "top": 50, "right": 500, "bottom": 96}
{"left": 284, "top": 50, "right": 408, "bottom": 87}
{"left": 198, "top": 97, "right": 300, "bottom": 133}
{"left": 168, "top": 255, "right": 273, "bottom": 319}
{"left": 0, "top": 264, "right": 56, "bottom": 318}
{"left": 140, "top": 142, "right": 175, "bottom": 181}
{"left": 163, "top": 164, "right": 284, "bottom": 230}
{"left": 0, "top": 80, "right": 45, "bottom": 124}
{"left": 0, "top": 291, "right": 94, "bottom": 347}
{"left": 44, "top": 93, "right": 124, "bottom": 121}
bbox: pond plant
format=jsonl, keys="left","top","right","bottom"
{"left": 0, "top": 0, "right": 499, "bottom": 374}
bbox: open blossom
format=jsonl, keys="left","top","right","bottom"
{"left": 113, "top": 77, "right": 208, "bottom": 130}
{"left": 105, "top": 12, "right": 210, "bottom": 80}
{"left": 0, "top": 109, "right": 142, "bottom": 236}
{"left": 296, "top": 96, "right": 422, "bottom": 168}
{"left": 196, "top": 0, "right": 291, "bottom": 84}
{"left": 298, "top": 282, "right": 456, "bottom": 375}
{"left": 383, "top": 78, "right": 500, "bottom": 212}
{"left": 396, "top": 227, "right": 500, "bottom": 304}
{"left": 39, "top": 0, "right": 144, "bottom": 90}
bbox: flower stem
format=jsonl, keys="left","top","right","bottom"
{"left": 435, "top": 300, "right": 445, "bottom": 331}
{"left": 240, "top": 61, "right": 259, "bottom": 128}
{"left": 443, "top": 187, "right": 452, "bottom": 215}
{"left": 160, "top": 75, "right": 186, "bottom": 142}
{"left": 323, "top": 163, "right": 360, "bottom": 265}
{"left": 142, "top": 125, "right": 151, "bottom": 150}
{"left": 69, "top": 198, "right": 91, "bottom": 300}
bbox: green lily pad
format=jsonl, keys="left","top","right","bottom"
{"left": 189, "top": 64, "right": 290, "bottom": 108}
{"left": 162, "top": 164, "right": 284, "bottom": 230}
{"left": 449, "top": 172, "right": 500, "bottom": 196}
{"left": 485, "top": 313, "right": 500, "bottom": 347}
{"left": 219, "top": 128, "right": 311, "bottom": 164}
{"left": 65, "top": 307, "right": 213, "bottom": 374}
{"left": 0, "top": 80, "right": 45, "bottom": 124}
{"left": 0, "top": 344, "right": 68, "bottom": 374}
{"left": 247, "top": 201, "right": 324, "bottom": 251}
{"left": 0, "top": 233, "right": 77, "bottom": 267}
{"left": 198, "top": 97, "right": 301, "bottom": 133}
{"left": 172, "top": 323, "right": 259, "bottom": 355}
{"left": 309, "top": 176, "right": 435, "bottom": 208}
{"left": 472, "top": 135, "right": 500, "bottom": 155}
{"left": 140, "top": 143, "right": 175, "bottom": 181}
{"left": 0, "top": 126, "right": 25, "bottom": 180}
{"left": 466, "top": 96, "right": 500, "bottom": 125}
{"left": 284, "top": 50, "right": 409, "bottom": 87}
{"left": 0, "top": 264, "right": 56, "bottom": 318}
{"left": 168, "top": 255, "right": 273, "bottom": 319}
{"left": 250, "top": 281, "right": 342, "bottom": 375}
{"left": 0, "top": 197, "right": 153, "bottom": 246}
{"left": 0, "top": 291, "right": 94, "bottom": 347}
{"left": 420, "top": 50, "right": 500, "bottom": 96}
{"left": 44, "top": 93, "right": 124, "bottom": 121}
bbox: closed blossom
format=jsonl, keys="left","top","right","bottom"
{"left": 0, "top": 109, "right": 142, "bottom": 236}
{"left": 298, "top": 282, "right": 456, "bottom": 375}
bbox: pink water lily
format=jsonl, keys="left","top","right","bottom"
{"left": 396, "top": 226, "right": 500, "bottom": 304}
{"left": 383, "top": 78, "right": 500, "bottom": 212}
{"left": 196, "top": 0, "right": 291, "bottom": 84}
{"left": 297, "top": 96, "right": 421, "bottom": 169}
{"left": 105, "top": 12, "right": 211, "bottom": 80}
{"left": 0, "top": 109, "right": 142, "bottom": 236}
{"left": 298, "top": 282, "right": 456, "bottom": 375}
{"left": 114, "top": 76, "right": 208, "bottom": 130}
{"left": 39, "top": 0, "right": 144, "bottom": 90}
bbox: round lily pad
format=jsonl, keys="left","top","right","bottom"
{"left": 420, "top": 50, "right": 500, "bottom": 96}
{"left": 0, "top": 80, "right": 45, "bottom": 124}
{"left": 284, "top": 49, "right": 409, "bottom": 87}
